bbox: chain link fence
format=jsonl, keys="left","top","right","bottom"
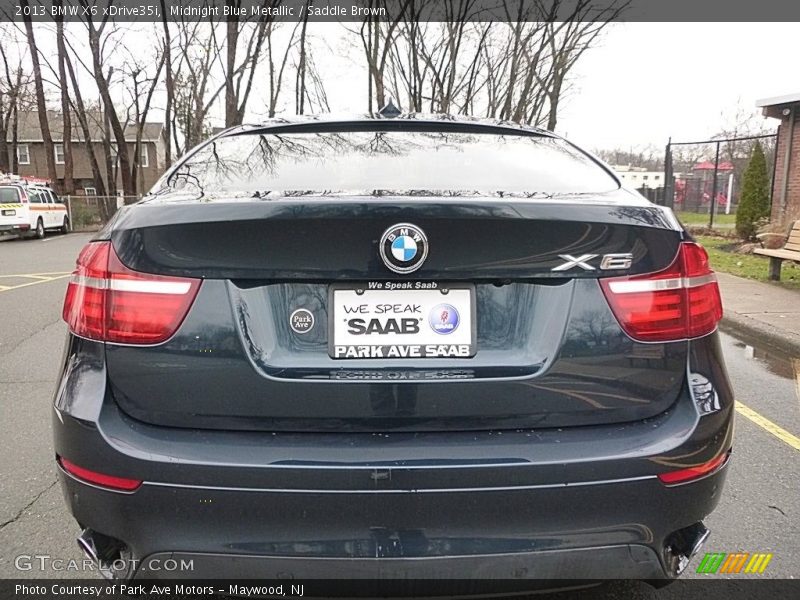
{"left": 664, "top": 133, "right": 777, "bottom": 228}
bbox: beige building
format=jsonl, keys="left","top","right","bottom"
{"left": 611, "top": 165, "right": 672, "bottom": 190}
{"left": 5, "top": 111, "right": 166, "bottom": 196}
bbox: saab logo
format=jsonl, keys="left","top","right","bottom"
{"left": 429, "top": 303, "right": 460, "bottom": 335}
{"left": 347, "top": 318, "right": 421, "bottom": 335}
{"left": 379, "top": 223, "right": 428, "bottom": 274}
{"left": 696, "top": 552, "right": 773, "bottom": 574}
{"left": 551, "top": 253, "right": 633, "bottom": 272}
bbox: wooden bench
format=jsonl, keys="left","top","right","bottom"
{"left": 754, "top": 220, "right": 800, "bottom": 280}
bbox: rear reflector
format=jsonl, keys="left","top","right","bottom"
{"left": 63, "top": 241, "right": 200, "bottom": 344}
{"left": 58, "top": 457, "right": 142, "bottom": 491}
{"left": 600, "top": 242, "right": 723, "bottom": 342}
{"left": 657, "top": 451, "right": 730, "bottom": 485}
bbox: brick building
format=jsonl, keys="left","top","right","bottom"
{"left": 757, "top": 93, "right": 800, "bottom": 224}
{"left": 3, "top": 110, "right": 166, "bottom": 196}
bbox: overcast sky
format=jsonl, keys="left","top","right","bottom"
{"left": 19, "top": 21, "right": 800, "bottom": 153}
{"left": 306, "top": 22, "right": 800, "bottom": 151}
{"left": 557, "top": 22, "right": 800, "bottom": 150}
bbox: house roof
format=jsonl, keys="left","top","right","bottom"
{"left": 7, "top": 110, "right": 163, "bottom": 143}
{"left": 756, "top": 93, "right": 800, "bottom": 119}
{"left": 756, "top": 93, "right": 800, "bottom": 108}
{"left": 693, "top": 161, "right": 735, "bottom": 171}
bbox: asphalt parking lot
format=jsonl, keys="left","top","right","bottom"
{"left": 0, "top": 232, "right": 798, "bottom": 595}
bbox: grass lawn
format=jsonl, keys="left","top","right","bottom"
{"left": 696, "top": 235, "right": 800, "bottom": 290}
{"left": 677, "top": 211, "right": 736, "bottom": 226}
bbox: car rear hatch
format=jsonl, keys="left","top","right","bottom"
{"left": 89, "top": 197, "right": 692, "bottom": 432}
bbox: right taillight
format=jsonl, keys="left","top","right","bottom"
{"left": 63, "top": 241, "right": 201, "bottom": 344}
{"left": 600, "top": 242, "right": 723, "bottom": 342}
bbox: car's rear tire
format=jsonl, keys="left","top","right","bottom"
{"left": 60, "top": 217, "right": 70, "bottom": 234}
{"left": 34, "top": 218, "right": 45, "bottom": 239}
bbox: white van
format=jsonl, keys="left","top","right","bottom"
{"left": 0, "top": 182, "right": 69, "bottom": 239}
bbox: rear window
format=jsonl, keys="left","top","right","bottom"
{"left": 0, "top": 187, "right": 21, "bottom": 203}
{"left": 164, "top": 130, "right": 618, "bottom": 199}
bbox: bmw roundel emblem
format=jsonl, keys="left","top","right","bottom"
{"left": 379, "top": 223, "right": 428, "bottom": 274}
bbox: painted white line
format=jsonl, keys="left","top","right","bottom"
{"left": 0, "top": 274, "right": 70, "bottom": 293}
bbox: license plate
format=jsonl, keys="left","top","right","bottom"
{"left": 330, "top": 284, "right": 475, "bottom": 359}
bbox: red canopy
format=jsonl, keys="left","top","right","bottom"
{"left": 693, "top": 161, "right": 734, "bottom": 171}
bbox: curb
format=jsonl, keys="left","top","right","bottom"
{"left": 720, "top": 312, "right": 800, "bottom": 357}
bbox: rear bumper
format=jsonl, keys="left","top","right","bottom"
{"left": 54, "top": 388, "right": 732, "bottom": 581}
{"left": 58, "top": 463, "right": 726, "bottom": 581}
{"left": 139, "top": 546, "right": 666, "bottom": 581}
{"left": 52, "top": 330, "right": 734, "bottom": 582}
{"left": 0, "top": 223, "right": 29, "bottom": 232}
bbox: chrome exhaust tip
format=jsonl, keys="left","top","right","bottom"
{"left": 76, "top": 529, "right": 99, "bottom": 563}
{"left": 665, "top": 521, "right": 711, "bottom": 576}
{"left": 76, "top": 529, "right": 124, "bottom": 580}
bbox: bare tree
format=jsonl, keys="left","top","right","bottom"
{"left": 595, "top": 146, "right": 663, "bottom": 171}
{"left": 62, "top": 36, "right": 107, "bottom": 196}
{"left": 171, "top": 21, "right": 227, "bottom": 152}
{"left": 223, "top": 1, "right": 281, "bottom": 126}
{"left": 21, "top": 0, "right": 58, "bottom": 187}
{"left": 302, "top": 52, "right": 330, "bottom": 113}
{"left": 122, "top": 47, "right": 166, "bottom": 194}
{"left": 295, "top": 0, "right": 311, "bottom": 114}
{"left": 357, "top": 0, "right": 412, "bottom": 111}
{"left": 160, "top": 0, "right": 173, "bottom": 168}
{"left": 370, "top": 0, "right": 624, "bottom": 129}
{"left": 55, "top": 0, "right": 74, "bottom": 193}
{"left": 0, "top": 26, "right": 33, "bottom": 173}
{"left": 79, "top": 2, "right": 137, "bottom": 195}
{"left": 540, "top": 12, "right": 621, "bottom": 131}
{"left": 265, "top": 20, "right": 299, "bottom": 117}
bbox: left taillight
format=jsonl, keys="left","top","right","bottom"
{"left": 63, "top": 241, "right": 201, "bottom": 344}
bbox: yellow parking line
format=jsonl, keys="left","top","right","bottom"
{"left": 736, "top": 401, "right": 800, "bottom": 451}
{"left": 0, "top": 273, "right": 70, "bottom": 292}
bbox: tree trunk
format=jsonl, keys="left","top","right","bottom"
{"left": 55, "top": 3, "right": 74, "bottom": 194}
{"left": 224, "top": 2, "right": 240, "bottom": 127}
{"left": 11, "top": 87, "right": 19, "bottom": 173}
{"left": 21, "top": 1, "right": 58, "bottom": 188}
{"left": 546, "top": 74, "right": 564, "bottom": 132}
{"left": 160, "top": 0, "right": 172, "bottom": 169}
{"left": 0, "top": 93, "right": 8, "bottom": 172}
{"left": 86, "top": 22, "right": 135, "bottom": 196}
{"left": 64, "top": 50, "right": 106, "bottom": 196}
{"left": 102, "top": 101, "right": 116, "bottom": 199}
{"left": 296, "top": 4, "right": 311, "bottom": 114}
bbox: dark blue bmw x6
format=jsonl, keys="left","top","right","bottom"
{"left": 53, "top": 115, "right": 732, "bottom": 585}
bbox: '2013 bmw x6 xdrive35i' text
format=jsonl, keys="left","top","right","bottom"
{"left": 53, "top": 115, "right": 732, "bottom": 585}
